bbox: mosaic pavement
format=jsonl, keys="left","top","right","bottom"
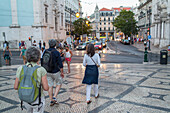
{"left": 0, "top": 63, "right": 170, "bottom": 113}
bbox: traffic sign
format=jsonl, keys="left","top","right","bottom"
{"left": 148, "top": 35, "right": 151, "bottom": 40}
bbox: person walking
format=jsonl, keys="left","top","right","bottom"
{"left": 14, "top": 47, "right": 49, "bottom": 113}
{"left": 65, "top": 46, "right": 73, "bottom": 74}
{"left": 19, "top": 41, "right": 21, "bottom": 51}
{"left": 3, "top": 46, "right": 12, "bottom": 65}
{"left": 82, "top": 44, "right": 100, "bottom": 104}
{"left": 43, "top": 41, "right": 46, "bottom": 48}
{"left": 19, "top": 46, "right": 27, "bottom": 65}
{"left": 43, "top": 39, "right": 64, "bottom": 106}
{"left": 59, "top": 47, "right": 65, "bottom": 66}
{"left": 32, "top": 40, "right": 37, "bottom": 47}
{"left": 40, "top": 47, "right": 45, "bottom": 66}
{"left": 39, "top": 41, "right": 42, "bottom": 50}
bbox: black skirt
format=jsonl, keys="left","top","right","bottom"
{"left": 82, "top": 65, "right": 99, "bottom": 85}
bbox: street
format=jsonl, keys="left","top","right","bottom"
{"left": 1, "top": 41, "right": 169, "bottom": 66}
{"left": 1, "top": 42, "right": 170, "bottom": 112}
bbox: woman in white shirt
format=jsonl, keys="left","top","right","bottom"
{"left": 65, "top": 46, "right": 73, "bottom": 73}
{"left": 82, "top": 44, "right": 100, "bottom": 104}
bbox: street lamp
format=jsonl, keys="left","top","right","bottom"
{"left": 76, "top": 12, "right": 80, "bottom": 18}
{"left": 147, "top": 7, "right": 151, "bottom": 51}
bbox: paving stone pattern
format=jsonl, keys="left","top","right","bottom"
{"left": 0, "top": 63, "right": 170, "bottom": 113}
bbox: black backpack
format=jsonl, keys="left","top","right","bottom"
{"left": 42, "top": 49, "right": 56, "bottom": 72}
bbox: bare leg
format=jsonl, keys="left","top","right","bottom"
{"left": 48, "top": 86, "right": 53, "bottom": 101}
{"left": 53, "top": 85, "right": 62, "bottom": 98}
{"left": 5, "top": 59, "right": 8, "bottom": 65}
{"left": 23, "top": 60, "right": 26, "bottom": 65}
{"left": 68, "top": 61, "right": 70, "bottom": 73}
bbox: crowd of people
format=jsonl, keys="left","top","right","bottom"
{"left": 12, "top": 39, "right": 100, "bottom": 112}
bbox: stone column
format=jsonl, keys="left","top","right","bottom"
{"left": 10, "top": 0, "right": 19, "bottom": 26}
{"left": 33, "top": 0, "right": 41, "bottom": 25}
{"left": 161, "top": 21, "right": 164, "bottom": 39}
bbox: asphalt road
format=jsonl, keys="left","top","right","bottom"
{"left": 0, "top": 41, "right": 168, "bottom": 66}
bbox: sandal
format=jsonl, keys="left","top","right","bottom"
{"left": 87, "top": 100, "right": 92, "bottom": 104}
{"left": 53, "top": 97, "right": 59, "bottom": 104}
{"left": 50, "top": 101, "right": 55, "bottom": 106}
{"left": 95, "top": 94, "right": 99, "bottom": 99}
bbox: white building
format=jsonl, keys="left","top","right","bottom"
{"left": 138, "top": 0, "right": 152, "bottom": 40}
{"left": 65, "top": 0, "right": 79, "bottom": 36}
{"left": 0, "top": 0, "right": 65, "bottom": 49}
{"left": 89, "top": 5, "right": 115, "bottom": 40}
{"left": 151, "top": 0, "right": 170, "bottom": 48}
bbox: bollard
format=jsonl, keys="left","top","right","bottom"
{"left": 0, "top": 49, "right": 2, "bottom": 67}
{"left": 144, "top": 47, "right": 148, "bottom": 62}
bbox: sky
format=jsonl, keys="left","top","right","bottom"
{"left": 81, "top": 0, "right": 139, "bottom": 17}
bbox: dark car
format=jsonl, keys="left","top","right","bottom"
{"left": 76, "top": 43, "right": 87, "bottom": 50}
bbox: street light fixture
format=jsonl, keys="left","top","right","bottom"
{"left": 76, "top": 12, "right": 80, "bottom": 18}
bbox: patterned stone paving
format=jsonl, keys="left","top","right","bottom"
{"left": 0, "top": 63, "right": 170, "bottom": 113}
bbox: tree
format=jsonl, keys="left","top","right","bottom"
{"left": 73, "top": 18, "right": 92, "bottom": 36}
{"left": 112, "top": 10, "right": 138, "bottom": 37}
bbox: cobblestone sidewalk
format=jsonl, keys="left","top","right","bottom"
{"left": 132, "top": 42, "right": 168, "bottom": 54}
{"left": 0, "top": 63, "right": 170, "bottom": 113}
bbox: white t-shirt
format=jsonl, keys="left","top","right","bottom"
{"left": 83, "top": 53, "right": 100, "bottom": 66}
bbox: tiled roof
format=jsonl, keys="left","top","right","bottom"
{"left": 100, "top": 8, "right": 112, "bottom": 11}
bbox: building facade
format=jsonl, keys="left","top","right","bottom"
{"left": 151, "top": 0, "right": 170, "bottom": 48}
{"left": 65, "top": 0, "right": 79, "bottom": 36}
{"left": 89, "top": 5, "right": 115, "bottom": 40}
{"left": 138, "top": 0, "right": 152, "bottom": 41}
{"left": 0, "top": 0, "right": 66, "bottom": 49}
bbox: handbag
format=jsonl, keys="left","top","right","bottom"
{"left": 90, "top": 56, "right": 100, "bottom": 67}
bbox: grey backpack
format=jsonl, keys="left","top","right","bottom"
{"left": 18, "top": 64, "right": 41, "bottom": 109}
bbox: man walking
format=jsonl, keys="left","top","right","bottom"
{"left": 42, "top": 39, "right": 64, "bottom": 106}
{"left": 39, "top": 40, "right": 42, "bottom": 50}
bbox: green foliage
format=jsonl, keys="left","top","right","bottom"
{"left": 112, "top": 10, "right": 139, "bottom": 37}
{"left": 73, "top": 18, "right": 92, "bottom": 36}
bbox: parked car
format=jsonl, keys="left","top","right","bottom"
{"left": 94, "top": 42, "right": 103, "bottom": 50}
{"left": 123, "top": 39, "right": 130, "bottom": 45}
{"left": 76, "top": 43, "right": 87, "bottom": 50}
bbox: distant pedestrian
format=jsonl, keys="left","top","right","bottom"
{"left": 59, "top": 47, "right": 65, "bottom": 66}
{"left": 19, "top": 41, "right": 21, "bottom": 51}
{"left": 64, "top": 41, "right": 67, "bottom": 48}
{"left": 39, "top": 40, "right": 42, "bottom": 49}
{"left": 42, "top": 39, "right": 64, "bottom": 106}
{"left": 82, "top": 44, "right": 100, "bottom": 104}
{"left": 65, "top": 46, "right": 73, "bottom": 73}
{"left": 43, "top": 41, "right": 46, "bottom": 48}
{"left": 14, "top": 47, "right": 49, "bottom": 113}
{"left": 3, "top": 46, "right": 12, "bottom": 65}
{"left": 40, "top": 47, "right": 45, "bottom": 66}
{"left": 168, "top": 45, "right": 170, "bottom": 56}
{"left": 19, "top": 46, "right": 27, "bottom": 65}
{"left": 32, "top": 40, "right": 37, "bottom": 46}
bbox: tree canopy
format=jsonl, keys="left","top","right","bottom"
{"left": 112, "top": 10, "right": 138, "bottom": 37}
{"left": 73, "top": 18, "right": 92, "bottom": 36}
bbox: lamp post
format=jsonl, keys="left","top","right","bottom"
{"left": 0, "top": 49, "right": 2, "bottom": 67}
{"left": 147, "top": 7, "right": 151, "bottom": 51}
